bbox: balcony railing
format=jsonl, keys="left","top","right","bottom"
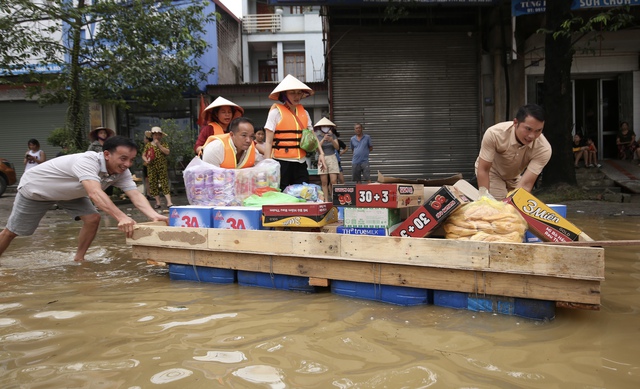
{"left": 243, "top": 14, "right": 282, "bottom": 34}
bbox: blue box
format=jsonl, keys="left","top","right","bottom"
{"left": 213, "top": 206, "right": 263, "bottom": 230}
{"left": 524, "top": 204, "right": 567, "bottom": 243}
{"left": 169, "top": 264, "right": 236, "bottom": 284}
{"left": 337, "top": 206, "right": 344, "bottom": 221}
{"left": 336, "top": 226, "right": 389, "bottom": 236}
{"left": 237, "top": 271, "right": 320, "bottom": 293}
{"left": 331, "top": 280, "right": 432, "bottom": 306}
{"left": 169, "top": 206, "right": 214, "bottom": 228}
{"left": 433, "top": 290, "right": 555, "bottom": 320}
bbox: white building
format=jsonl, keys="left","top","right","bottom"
{"left": 206, "top": 1, "right": 328, "bottom": 127}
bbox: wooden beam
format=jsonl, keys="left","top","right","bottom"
{"left": 128, "top": 225, "right": 604, "bottom": 281}
{"left": 131, "top": 246, "right": 601, "bottom": 305}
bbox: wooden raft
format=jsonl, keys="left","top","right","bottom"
{"left": 127, "top": 223, "right": 604, "bottom": 308}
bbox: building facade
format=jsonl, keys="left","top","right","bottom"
{"left": 207, "top": 1, "right": 329, "bottom": 132}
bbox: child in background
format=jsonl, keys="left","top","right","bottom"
{"left": 586, "top": 138, "right": 602, "bottom": 168}
{"left": 254, "top": 127, "right": 265, "bottom": 156}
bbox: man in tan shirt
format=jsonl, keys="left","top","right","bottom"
{"left": 475, "top": 104, "right": 551, "bottom": 200}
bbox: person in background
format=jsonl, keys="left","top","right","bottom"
{"left": 87, "top": 127, "right": 115, "bottom": 153}
{"left": 350, "top": 123, "right": 373, "bottom": 184}
{"left": 142, "top": 135, "right": 153, "bottom": 199}
{"left": 202, "top": 117, "right": 261, "bottom": 169}
{"left": 142, "top": 127, "right": 173, "bottom": 209}
{"left": 88, "top": 127, "right": 116, "bottom": 196}
{"left": 616, "top": 121, "right": 637, "bottom": 160}
{"left": 254, "top": 127, "right": 266, "bottom": 156}
{"left": 194, "top": 97, "right": 244, "bottom": 156}
{"left": 314, "top": 117, "right": 340, "bottom": 200}
{"left": 475, "top": 104, "right": 551, "bottom": 200}
{"left": 585, "top": 137, "right": 602, "bottom": 168}
{"left": 572, "top": 134, "right": 589, "bottom": 168}
{"left": 0, "top": 136, "right": 167, "bottom": 263}
{"left": 24, "top": 138, "right": 46, "bottom": 172}
{"left": 263, "top": 74, "right": 326, "bottom": 190}
{"left": 56, "top": 145, "right": 70, "bottom": 157}
{"left": 332, "top": 127, "right": 348, "bottom": 184}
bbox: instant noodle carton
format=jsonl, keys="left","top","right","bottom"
{"left": 391, "top": 186, "right": 471, "bottom": 238}
{"left": 353, "top": 183, "right": 424, "bottom": 208}
{"left": 262, "top": 202, "right": 338, "bottom": 227}
{"left": 504, "top": 188, "right": 592, "bottom": 242}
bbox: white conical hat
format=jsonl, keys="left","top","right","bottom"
{"left": 204, "top": 96, "right": 244, "bottom": 115}
{"left": 313, "top": 117, "right": 336, "bottom": 128}
{"left": 268, "top": 74, "right": 314, "bottom": 101}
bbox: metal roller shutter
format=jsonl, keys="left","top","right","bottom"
{"left": 330, "top": 29, "right": 480, "bottom": 181}
{"left": 0, "top": 101, "right": 67, "bottom": 180}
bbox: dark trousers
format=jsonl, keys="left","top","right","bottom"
{"left": 277, "top": 160, "right": 309, "bottom": 191}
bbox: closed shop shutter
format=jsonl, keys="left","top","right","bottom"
{"left": 330, "top": 29, "right": 480, "bottom": 181}
{"left": 0, "top": 101, "right": 67, "bottom": 180}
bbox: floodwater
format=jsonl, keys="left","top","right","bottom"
{"left": 1, "top": 209, "right": 639, "bottom": 388}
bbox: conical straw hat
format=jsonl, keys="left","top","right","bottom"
{"left": 268, "top": 74, "right": 314, "bottom": 101}
{"left": 204, "top": 96, "right": 244, "bottom": 115}
{"left": 313, "top": 117, "right": 336, "bottom": 128}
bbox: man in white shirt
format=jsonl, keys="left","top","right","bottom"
{"left": 0, "top": 136, "right": 167, "bottom": 263}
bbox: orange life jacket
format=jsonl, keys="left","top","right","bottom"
{"left": 202, "top": 133, "right": 256, "bottom": 169}
{"left": 271, "top": 103, "right": 308, "bottom": 160}
{"left": 209, "top": 122, "right": 225, "bottom": 136}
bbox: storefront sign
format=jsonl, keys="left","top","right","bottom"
{"left": 513, "top": 0, "right": 640, "bottom": 17}
{"left": 268, "top": 0, "right": 498, "bottom": 5}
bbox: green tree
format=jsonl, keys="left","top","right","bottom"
{"left": 540, "top": 2, "right": 634, "bottom": 187}
{"left": 0, "top": 0, "right": 217, "bottom": 149}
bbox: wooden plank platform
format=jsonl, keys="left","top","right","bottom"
{"left": 127, "top": 223, "right": 604, "bottom": 307}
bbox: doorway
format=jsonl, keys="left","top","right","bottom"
{"left": 573, "top": 78, "right": 619, "bottom": 160}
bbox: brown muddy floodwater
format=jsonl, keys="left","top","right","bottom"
{"left": 1, "top": 207, "right": 639, "bottom": 388}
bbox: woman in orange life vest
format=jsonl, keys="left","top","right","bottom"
{"left": 194, "top": 96, "right": 244, "bottom": 156}
{"left": 262, "top": 74, "right": 326, "bottom": 190}
{"left": 201, "top": 117, "right": 260, "bottom": 169}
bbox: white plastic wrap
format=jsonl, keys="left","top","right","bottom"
{"left": 183, "top": 157, "right": 281, "bottom": 206}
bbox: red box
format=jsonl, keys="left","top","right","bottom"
{"left": 355, "top": 183, "right": 424, "bottom": 208}
{"left": 332, "top": 185, "right": 356, "bottom": 207}
{"left": 262, "top": 202, "right": 338, "bottom": 227}
{"left": 391, "top": 186, "right": 470, "bottom": 238}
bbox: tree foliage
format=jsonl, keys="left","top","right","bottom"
{"left": 0, "top": 0, "right": 217, "bottom": 149}
{"left": 538, "top": 3, "right": 634, "bottom": 188}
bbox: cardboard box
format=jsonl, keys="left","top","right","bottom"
{"left": 354, "top": 183, "right": 424, "bottom": 208}
{"left": 213, "top": 206, "right": 263, "bottom": 230}
{"left": 505, "top": 189, "right": 592, "bottom": 242}
{"left": 391, "top": 186, "right": 471, "bottom": 238}
{"left": 336, "top": 226, "right": 393, "bottom": 236}
{"left": 332, "top": 185, "right": 356, "bottom": 207}
{"left": 262, "top": 203, "right": 338, "bottom": 227}
{"left": 169, "top": 206, "right": 214, "bottom": 228}
{"left": 321, "top": 222, "right": 342, "bottom": 234}
{"left": 343, "top": 208, "right": 401, "bottom": 228}
{"left": 524, "top": 204, "right": 567, "bottom": 243}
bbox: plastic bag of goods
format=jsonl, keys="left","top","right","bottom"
{"left": 183, "top": 157, "right": 281, "bottom": 206}
{"left": 283, "top": 183, "right": 324, "bottom": 202}
{"left": 443, "top": 190, "right": 527, "bottom": 243}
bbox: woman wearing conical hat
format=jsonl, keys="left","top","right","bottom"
{"left": 314, "top": 117, "right": 340, "bottom": 200}
{"left": 263, "top": 74, "right": 326, "bottom": 190}
{"left": 194, "top": 96, "right": 244, "bottom": 155}
{"left": 87, "top": 127, "right": 115, "bottom": 153}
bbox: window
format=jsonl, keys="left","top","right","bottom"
{"left": 259, "top": 59, "right": 278, "bottom": 82}
{"left": 284, "top": 52, "right": 305, "bottom": 82}
{"left": 289, "top": 6, "right": 304, "bottom": 15}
